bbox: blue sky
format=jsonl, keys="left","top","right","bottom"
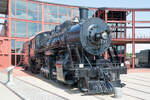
{"left": 38, "top": 0, "right": 150, "bottom": 8}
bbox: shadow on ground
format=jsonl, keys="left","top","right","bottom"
{"left": 19, "top": 69, "right": 82, "bottom": 95}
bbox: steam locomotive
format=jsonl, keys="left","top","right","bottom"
{"left": 22, "top": 7, "right": 127, "bottom": 94}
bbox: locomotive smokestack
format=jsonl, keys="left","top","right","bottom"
{"left": 79, "top": 7, "right": 89, "bottom": 21}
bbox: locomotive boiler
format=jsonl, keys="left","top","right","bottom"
{"left": 23, "top": 7, "right": 127, "bottom": 94}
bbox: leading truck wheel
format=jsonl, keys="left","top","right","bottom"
{"left": 78, "top": 78, "right": 88, "bottom": 92}
{"left": 50, "top": 68, "right": 56, "bottom": 80}
{"left": 31, "top": 66, "right": 36, "bottom": 74}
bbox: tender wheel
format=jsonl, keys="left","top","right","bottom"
{"left": 78, "top": 78, "right": 88, "bottom": 92}
{"left": 30, "top": 61, "right": 39, "bottom": 74}
{"left": 24, "top": 66, "right": 28, "bottom": 71}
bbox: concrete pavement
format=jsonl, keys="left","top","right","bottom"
{"left": 0, "top": 71, "right": 65, "bottom": 100}
{"left": 0, "top": 68, "right": 150, "bottom": 100}
{"left": 0, "top": 83, "right": 21, "bottom": 100}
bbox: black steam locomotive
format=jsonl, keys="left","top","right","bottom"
{"left": 23, "top": 7, "right": 127, "bottom": 94}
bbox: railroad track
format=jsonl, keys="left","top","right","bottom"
{"left": 15, "top": 77, "right": 69, "bottom": 100}
{"left": 0, "top": 71, "right": 68, "bottom": 100}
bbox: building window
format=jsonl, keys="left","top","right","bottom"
{"left": 16, "top": 0, "right": 27, "bottom": 19}
{"left": 16, "top": 41, "right": 24, "bottom": 54}
{"left": 28, "top": 22, "right": 38, "bottom": 37}
{"left": 11, "top": 40, "right": 15, "bottom": 53}
{"left": 44, "top": 5, "right": 58, "bottom": 23}
{"left": 16, "top": 21, "right": 27, "bottom": 37}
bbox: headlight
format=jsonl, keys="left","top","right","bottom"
{"left": 102, "top": 31, "right": 108, "bottom": 40}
